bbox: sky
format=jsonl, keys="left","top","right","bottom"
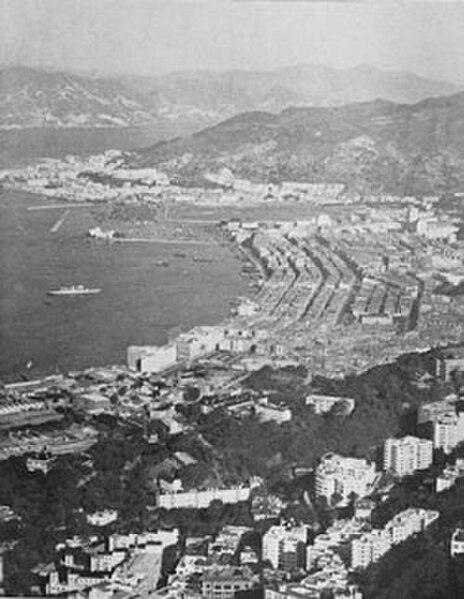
{"left": 2, "top": 0, "right": 464, "bottom": 83}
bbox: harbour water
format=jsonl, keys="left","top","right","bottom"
{"left": 0, "top": 188, "right": 249, "bottom": 382}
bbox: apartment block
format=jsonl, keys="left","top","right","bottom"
{"left": 383, "top": 436, "right": 433, "bottom": 477}
{"left": 263, "top": 525, "right": 308, "bottom": 571}
{"left": 351, "top": 530, "right": 391, "bottom": 570}
{"left": 315, "top": 453, "right": 377, "bottom": 506}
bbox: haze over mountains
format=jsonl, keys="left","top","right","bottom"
{"left": 132, "top": 92, "right": 464, "bottom": 195}
{"left": 0, "top": 63, "right": 460, "bottom": 131}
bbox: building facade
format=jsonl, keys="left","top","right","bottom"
{"left": 383, "top": 436, "right": 433, "bottom": 477}
{"left": 315, "top": 453, "right": 377, "bottom": 505}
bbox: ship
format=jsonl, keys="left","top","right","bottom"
{"left": 47, "top": 285, "right": 101, "bottom": 296}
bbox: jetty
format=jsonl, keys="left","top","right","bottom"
{"left": 50, "top": 210, "right": 70, "bottom": 233}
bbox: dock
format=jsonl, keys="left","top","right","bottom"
{"left": 114, "top": 237, "right": 218, "bottom": 246}
{"left": 50, "top": 210, "right": 70, "bottom": 233}
{"left": 28, "top": 202, "right": 94, "bottom": 211}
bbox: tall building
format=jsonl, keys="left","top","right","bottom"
{"left": 315, "top": 453, "right": 377, "bottom": 506}
{"left": 383, "top": 436, "right": 433, "bottom": 477}
{"left": 262, "top": 525, "right": 308, "bottom": 571}
{"left": 433, "top": 415, "right": 458, "bottom": 454}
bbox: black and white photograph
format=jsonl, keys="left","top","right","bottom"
{"left": 2, "top": 1, "right": 464, "bottom": 597}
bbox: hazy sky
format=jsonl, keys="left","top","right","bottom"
{"left": 2, "top": 0, "right": 464, "bottom": 83}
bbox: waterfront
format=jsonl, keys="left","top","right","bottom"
{"left": 0, "top": 189, "right": 250, "bottom": 381}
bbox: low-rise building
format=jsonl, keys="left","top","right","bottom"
{"left": 451, "top": 528, "right": 464, "bottom": 557}
{"left": 128, "top": 344, "right": 178, "bottom": 373}
{"left": 305, "top": 394, "right": 355, "bottom": 415}
{"left": 86, "top": 510, "right": 118, "bottom": 527}
{"left": 201, "top": 565, "right": 257, "bottom": 599}
{"left": 436, "top": 465, "right": 460, "bottom": 493}
{"left": 156, "top": 485, "right": 253, "bottom": 510}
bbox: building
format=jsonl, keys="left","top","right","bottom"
{"left": 305, "top": 394, "right": 355, "bottom": 415}
{"left": 208, "top": 526, "right": 251, "bottom": 564}
{"left": 383, "top": 436, "right": 433, "bottom": 478}
{"left": 351, "top": 508, "right": 438, "bottom": 570}
{"left": 451, "top": 528, "right": 464, "bottom": 557}
{"left": 351, "top": 530, "right": 391, "bottom": 570}
{"left": 383, "top": 508, "right": 438, "bottom": 545}
{"left": 262, "top": 524, "right": 308, "bottom": 571}
{"left": 433, "top": 414, "right": 458, "bottom": 454}
{"left": 156, "top": 485, "right": 253, "bottom": 510}
{"left": 201, "top": 566, "right": 257, "bottom": 599}
{"left": 315, "top": 453, "right": 377, "bottom": 506}
{"left": 435, "top": 349, "right": 464, "bottom": 382}
{"left": 127, "top": 344, "right": 178, "bottom": 374}
{"left": 86, "top": 510, "right": 118, "bottom": 527}
{"left": 354, "top": 499, "right": 376, "bottom": 522}
{"left": 255, "top": 398, "right": 292, "bottom": 424}
{"left": 436, "top": 465, "right": 460, "bottom": 493}
{"left": 176, "top": 326, "right": 226, "bottom": 363}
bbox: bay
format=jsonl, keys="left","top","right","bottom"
{"left": 0, "top": 128, "right": 249, "bottom": 382}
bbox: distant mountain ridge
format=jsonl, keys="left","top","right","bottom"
{"left": 130, "top": 92, "right": 464, "bottom": 195}
{"left": 0, "top": 64, "right": 461, "bottom": 131}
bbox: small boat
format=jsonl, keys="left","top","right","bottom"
{"left": 47, "top": 285, "right": 101, "bottom": 296}
{"left": 154, "top": 260, "right": 169, "bottom": 267}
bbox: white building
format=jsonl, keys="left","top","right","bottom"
{"left": 351, "top": 508, "right": 438, "bottom": 570}
{"left": 86, "top": 510, "right": 118, "bottom": 527}
{"left": 156, "top": 485, "right": 252, "bottom": 510}
{"left": 436, "top": 465, "right": 460, "bottom": 493}
{"left": 262, "top": 525, "right": 308, "bottom": 571}
{"left": 451, "top": 528, "right": 464, "bottom": 557}
{"left": 176, "top": 326, "right": 225, "bottom": 363}
{"left": 255, "top": 398, "right": 292, "bottom": 424}
{"left": 305, "top": 394, "right": 355, "bottom": 415}
{"left": 433, "top": 414, "right": 458, "bottom": 454}
{"left": 127, "top": 344, "right": 177, "bottom": 373}
{"left": 383, "top": 436, "right": 433, "bottom": 477}
{"left": 315, "top": 453, "right": 377, "bottom": 506}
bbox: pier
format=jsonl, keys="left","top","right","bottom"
{"left": 114, "top": 237, "right": 218, "bottom": 246}
{"left": 28, "top": 202, "right": 94, "bottom": 211}
{"left": 50, "top": 210, "right": 70, "bottom": 233}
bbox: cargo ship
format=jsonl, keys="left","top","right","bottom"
{"left": 47, "top": 285, "right": 101, "bottom": 296}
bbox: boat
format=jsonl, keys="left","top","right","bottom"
{"left": 154, "top": 260, "right": 170, "bottom": 267}
{"left": 47, "top": 285, "right": 101, "bottom": 296}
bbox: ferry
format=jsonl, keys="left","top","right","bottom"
{"left": 47, "top": 285, "right": 101, "bottom": 296}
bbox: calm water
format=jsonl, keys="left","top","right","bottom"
{"left": 0, "top": 126, "right": 179, "bottom": 168}
{"left": 0, "top": 189, "right": 249, "bottom": 381}
{"left": 0, "top": 125, "right": 250, "bottom": 381}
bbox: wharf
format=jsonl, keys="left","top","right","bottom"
{"left": 28, "top": 202, "right": 95, "bottom": 211}
{"left": 114, "top": 237, "right": 218, "bottom": 246}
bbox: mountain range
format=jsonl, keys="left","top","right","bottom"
{"left": 0, "top": 64, "right": 460, "bottom": 132}
{"left": 130, "top": 92, "right": 464, "bottom": 195}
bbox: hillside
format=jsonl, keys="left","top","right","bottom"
{"left": 131, "top": 92, "right": 464, "bottom": 195}
{"left": 0, "top": 64, "right": 460, "bottom": 132}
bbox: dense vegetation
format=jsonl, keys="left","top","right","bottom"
{"left": 199, "top": 352, "right": 445, "bottom": 485}
{"left": 357, "top": 479, "right": 464, "bottom": 599}
{"left": 0, "top": 349, "right": 455, "bottom": 595}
